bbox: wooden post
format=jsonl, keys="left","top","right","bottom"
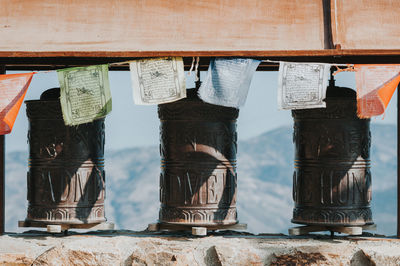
{"left": 0, "top": 65, "right": 5, "bottom": 235}
{"left": 398, "top": 84, "right": 400, "bottom": 238}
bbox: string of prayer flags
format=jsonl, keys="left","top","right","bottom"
{"left": 57, "top": 65, "right": 112, "bottom": 126}
{"left": 198, "top": 58, "right": 261, "bottom": 108}
{"left": 278, "top": 62, "right": 330, "bottom": 110}
{"left": 129, "top": 57, "right": 186, "bottom": 105}
{"left": 0, "top": 73, "right": 34, "bottom": 134}
{"left": 354, "top": 64, "right": 400, "bottom": 118}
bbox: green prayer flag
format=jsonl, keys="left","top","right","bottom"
{"left": 57, "top": 64, "right": 112, "bottom": 126}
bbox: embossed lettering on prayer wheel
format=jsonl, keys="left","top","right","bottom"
{"left": 158, "top": 89, "right": 239, "bottom": 226}
{"left": 25, "top": 88, "right": 106, "bottom": 224}
{"left": 291, "top": 87, "right": 373, "bottom": 226}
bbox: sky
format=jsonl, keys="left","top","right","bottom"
{"left": 6, "top": 69, "right": 398, "bottom": 153}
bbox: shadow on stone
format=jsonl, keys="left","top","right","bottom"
{"left": 271, "top": 251, "right": 327, "bottom": 266}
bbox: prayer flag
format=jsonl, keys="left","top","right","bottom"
{"left": 130, "top": 57, "right": 186, "bottom": 105}
{"left": 57, "top": 65, "right": 112, "bottom": 126}
{"left": 0, "top": 73, "right": 34, "bottom": 134}
{"left": 355, "top": 64, "right": 400, "bottom": 118}
{"left": 278, "top": 62, "right": 330, "bottom": 110}
{"left": 198, "top": 58, "right": 261, "bottom": 108}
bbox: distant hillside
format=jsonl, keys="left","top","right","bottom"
{"left": 5, "top": 123, "right": 397, "bottom": 235}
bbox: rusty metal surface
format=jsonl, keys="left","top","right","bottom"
{"left": 158, "top": 89, "right": 239, "bottom": 226}
{"left": 24, "top": 88, "right": 106, "bottom": 225}
{"left": 291, "top": 86, "right": 373, "bottom": 226}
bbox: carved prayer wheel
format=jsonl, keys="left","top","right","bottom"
{"left": 291, "top": 86, "right": 373, "bottom": 226}
{"left": 24, "top": 88, "right": 106, "bottom": 225}
{"left": 158, "top": 88, "right": 239, "bottom": 226}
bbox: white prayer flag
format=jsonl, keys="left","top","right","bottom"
{"left": 278, "top": 62, "right": 330, "bottom": 110}
{"left": 129, "top": 57, "right": 186, "bottom": 105}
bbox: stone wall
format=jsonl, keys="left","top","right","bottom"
{"left": 0, "top": 231, "right": 399, "bottom": 265}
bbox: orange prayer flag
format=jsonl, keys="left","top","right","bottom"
{"left": 355, "top": 64, "right": 400, "bottom": 118}
{"left": 0, "top": 73, "right": 34, "bottom": 135}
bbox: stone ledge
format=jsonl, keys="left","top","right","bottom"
{"left": 0, "top": 231, "right": 399, "bottom": 265}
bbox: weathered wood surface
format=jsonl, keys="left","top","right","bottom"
{"left": 331, "top": 0, "right": 400, "bottom": 50}
{"left": 0, "top": 1, "right": 399, "bottom": 58}
{"left": 0, "top": 0, "right": 400, "bottom": 57}
{"left": 1, "top": 0, "right": 325, "bottom": 54}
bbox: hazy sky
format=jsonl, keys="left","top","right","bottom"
{"left": 7, "top": 69, "right": 397, "bottom": 153}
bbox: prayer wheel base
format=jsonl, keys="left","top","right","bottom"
{"left": 292, "top": 207, "right": 373, "bottom": 227}
{"left": 147, "top": 222, "right": 247, "bottom": 234}
{"left": 26, "top": 205, "right": 106, "bottom": 225}
{"left": 159, "top": 207, "right": 238, "bottom": 227}
{"left": 23, "top": 218, "right": 107, "bottom": 226}
{"left": 18, "top": 220, "right": 113, "bottom": 233}
{"left": 288, "top": 224, "right": 376, "bottom": 236}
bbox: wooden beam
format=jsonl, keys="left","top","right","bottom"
{"left": 1, "top": 0, "right": 399, "bottom": 59}
{"left": 398, "top": 83, "right": 400, "bottom": 238}
{"left": 0, "top": 65, "right": 5, "bottom": 235}
{"left": 0, "top": 0, "right": 325, "bottom": 53}
{"left": 3, "top": 53, "right": 400, "bottom": 72}
{"left": 332, "top": 0, "right": 400, "bottom": 50}
{"left": 1, "top": 49, "right": 400, "bottom": 58}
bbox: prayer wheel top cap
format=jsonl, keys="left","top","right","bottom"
{"left": 40, "top": 87, "right": 60, "bottom": 100}
{"left": 158, "top": 87, "right": 239, "bottom": 121}
{"left": 326, "top": 86, "right": 356, "bottom": 100}
{"left": 25, "top": 88, "right": 60, "bottom": 105}
{"left": 25, "top": 88, "right": 62, "bottom": 119}
{"left": 158, "top": 88, "right": 199, "bottom": 106}
{"left": 292, "top": 85, "right": 360, "bottom": 120}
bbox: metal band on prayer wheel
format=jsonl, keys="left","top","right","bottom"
{"left": 158, "top": 89, "right": 239, "bottom": 226}
{"left": 25, "top": 88, "right": 106, "bottom": 224}
{"left": 291, "top": 86, "right": 373, "bottom": 226}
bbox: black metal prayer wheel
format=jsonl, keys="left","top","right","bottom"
{"left": 24, "top": 88, "right": 106, "bottom": 225}
{"left": 291, "top": 86, "right": 373, "bottom": 226}
{"left": 158, "top": 88, "right": 239, "bottom": 226}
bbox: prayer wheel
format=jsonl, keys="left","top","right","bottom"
{"left": 24, "top": 88, "right": 106, "bottom": 225}
{"left": 158, "top": 88, "right": 239, "bottom": 226}
{"left": 291, "top": 86, "right": 373, "bottom": 226}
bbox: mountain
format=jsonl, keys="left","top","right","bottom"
{"left": 5, "top": 124, "right": 397, "bottom": 236}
